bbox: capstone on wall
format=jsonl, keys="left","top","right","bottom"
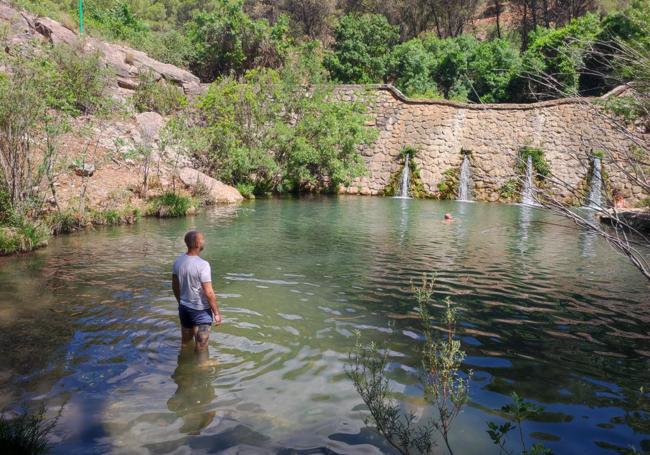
{"left": 336, "top": 85, "right": 647, "bottom": 205}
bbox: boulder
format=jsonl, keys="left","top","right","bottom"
{"left": 0, "top": 2, "right": 202, "bottom": 95}
{"left": 33, "top": 16, "right": 76, "bottom": 46}
{"left": 72, "top": 163, "right": 95, "bottom": 177}
{"left": 179, "top": 167, "right": 244, "bottom": 204}
{"left": 135, "top": 112, "right": 165, "bottom": 142}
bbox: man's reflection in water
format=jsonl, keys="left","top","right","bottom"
{"left": 167, "top": 345, "right": 218, "bottom": 435}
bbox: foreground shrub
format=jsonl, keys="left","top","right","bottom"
{"left": 349, "top": 277, "right": 554, "bottom": 455}
{"left": 348, "top": 277, "right": 471, "bottom": 455}
{"left": 0, "top": 406, "right": 60, "bottom": 455}
{"left": 146, "top": 192, "right": 194, "bottom": 217}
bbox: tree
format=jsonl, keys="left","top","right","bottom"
{"left": 428, "top": 0, "right": 481, "bottom": 38}
{"left": 519, "top": 13, "right": 602, "bottom": 100}
{"left": 186, "top": 0, "right": 289, "bottom": 81}
{"left": 324, "top": 13, "right": 400, "bottom": 84}
{"left": 283, "top": 0, "right": 337, "bottom": 41}
{"left": 388, "top": 39, "right": 439, "bottom": 97}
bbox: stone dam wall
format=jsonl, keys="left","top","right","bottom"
{"left": 337, "top": 85, "right": 648, "bottom": 205}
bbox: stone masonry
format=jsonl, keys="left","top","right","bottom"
{"left": 337, "top": 85, "right": 648, "bottom": 205}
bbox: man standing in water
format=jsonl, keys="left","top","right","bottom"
{"left": 172, "top": 231, "right": 221, "bottom": 352}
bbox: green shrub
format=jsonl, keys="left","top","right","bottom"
{"left": 636, "top": 197, "right": 650, "bottom": 208}
{"left": 325, "top": 13, "right": 399, "bottom": 84}
{"left": 235, "top": 182, "right": 255, "bottom": 199}
{"left": 186, "top": 0, "right": 289, "bottom": 81}
{"left": 133, "top": 72, "right": 188, "bottom": 115}
{"left": 90, "top": 207, "right": 139, "bottom": 225}
{"left": 146, "top": 192, "right": 194, "bottom": 217}
{"left": 438, "top": 168, "right": 460, "bottom": 199}
{"left": 46, "top": 43, "right": 112, "bottom": 115}
{"left": 0, "top": 218, "right": 49, "bottom": 255}
{"left": 0, "top": 406, "right": 59, "bottom": 455}
{"left": 519, "top": 14, "right": 602, "bottom": 99}
{"left": 387, "top": 39, "right": 440, "bottom": 98}
{"left": 195, "top": 67, "right": 375, "bottom": 194}
{"left": 46, "top": 210, "right": 87, "bottom": 235}
{"left": 517, "top": 146, "right": 550, "bottom": 179}
{"left": 499, "top": 179, "right": 520, "bottom": 201}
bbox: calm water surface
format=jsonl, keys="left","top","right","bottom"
{"left": 0, "top": 197, "right": 648, "bottom": 454}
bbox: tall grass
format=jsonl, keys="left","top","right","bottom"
{"left": 0, "top": 219, "right": 49, "bottom": 255}
{"left": 0, "top": 406, "right": 59, "bottom": 455}
{"left": 146, "top": 192, "right": 194, "bottom": 217}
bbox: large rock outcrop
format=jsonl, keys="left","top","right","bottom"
{"left": 0, "top": 1, "right": 202, "bottom": 95}
{"left": 179, "top": 167, "right": 244, "bottom": 204}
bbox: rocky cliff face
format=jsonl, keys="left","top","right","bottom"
{"left": 0, "top": 2, "right": 202, "bottom": 95}
{"left": 0, "top": 1, "right": 242, "bottom": 210}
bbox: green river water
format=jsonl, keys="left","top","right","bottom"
{"left": 0, "top": 196, "right": 648, "bottom": 454}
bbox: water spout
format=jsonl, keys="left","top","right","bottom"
{"left": 587, "top": 157, "right": 602, "bottom": 208}
{"left": 457, "top": 155, "right": 473, "bottom": 201}
{"left": 521, "top": 155, "right": 538, "bottom": 205}
{"left": 397, "top": 154, "right": 410, "bottom": 198}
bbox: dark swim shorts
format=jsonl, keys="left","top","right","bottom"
{"left": 178, "top": 305, "right": 213, "bottom": 328}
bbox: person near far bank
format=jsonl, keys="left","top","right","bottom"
{"left": 172, "top": 230, "right": 221, "bottom": 353}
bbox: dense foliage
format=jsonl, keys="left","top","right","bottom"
{"left": 12, "top": 0, "right": 650, "bottom": 102}
{"left": 324, "top": 14, "right": 399, "bottom": 84}
{"left": 191, "top": 63, "right": 376, "bottom": 194}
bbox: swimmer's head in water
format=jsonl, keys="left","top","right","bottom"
{"left": 444, "top": 213, "right": 453, "bottom": 220}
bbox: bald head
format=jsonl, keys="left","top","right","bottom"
{"left": 184, "top": 230, "right": 205, "bottom": 252}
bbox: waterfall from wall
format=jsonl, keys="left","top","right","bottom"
{"left": 397, "top": 154, "right": 410, "bottom": 198}
{"left": 521, "top": 155, "right": 538, "bottom": 205}
{"left": 457, "top": 155, "right": 473, "bottom": 201}
{"left": 587, "top": 157, "right": 602, "bottom": 208}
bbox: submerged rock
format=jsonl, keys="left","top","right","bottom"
{"left": 178, "top": 167, "right": 243, "bottom": 204}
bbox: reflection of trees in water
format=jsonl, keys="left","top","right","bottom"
{"left": 167, "top": 347, "right": 218, "bottom": 435}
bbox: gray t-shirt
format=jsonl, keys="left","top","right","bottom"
{"left": 172, "top": 254, "right": 212, "bottom": 310}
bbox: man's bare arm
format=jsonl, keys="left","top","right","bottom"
{"left": 201, "top": 281, "right": 221, "bottom": 325}
{"left": 172, "top": 274, "right": 181, "bottom": 304}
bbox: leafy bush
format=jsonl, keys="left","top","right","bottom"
{"left": 194, "top": 66, "right": 376, "bottom": 194}
{"left": 388, "top": 34, "right": 521, "bottom": 102}
{"left": 186, "top": 0, "right": 289, "bottom": 81}
{"left": 388, "top": 40, "right": 440, "bottom": 98}
{"left": 0, "top": 217, "right": 49, "bottom": 255}
{"left": 518, "top": 146, "right": 550, "bottom": 179}
{"left": 519, "top": 14, "right": 602, "bottom": 99}
{"left": 499, "top": 179, "right": 520, "bottom": 201}
{"left": 146, "top": 192, "right": 194, "bottom": 217}
{"left": 46, "top": 210, "right": 87, "bottom": 235}
{"left": 438, "top": 168, "right": 460, "bottom": 199}
{"left": 46, "top": 43, "right": 112, "bottom": 115}
{"left": 487, "top": 393, "right": 553, "bottom": 455}
{"left": 133, "top": 72, "right": 188, "bottom": 115}
{"left": 235, "top": 182, "right": 255, "bottom": 199}
{"left": 325, "top": 14, "right": 399, "bottom": 84}
{"left": 46, "top": 207, "right": 140, "bottom": 234}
